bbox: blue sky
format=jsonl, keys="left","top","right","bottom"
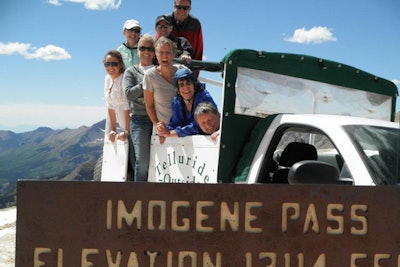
{"left": 1, "top": 0, "right": 399, "bottom": 132}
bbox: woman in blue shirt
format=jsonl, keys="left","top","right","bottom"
{"left": 156, "top": 68, "right": 218, "bottom": 138}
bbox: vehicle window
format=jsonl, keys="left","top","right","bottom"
{"left": 343, "top": 125, "right": 400, "bottom": 185}
{"left": 260, "top": 126, "right": 352, "bottom": 184}
{"left": 278, "top": 127, "right": 344, "bottom": 169}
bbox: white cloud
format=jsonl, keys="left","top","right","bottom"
{"left": 47, "top": 0, "right": 121, "bottom": 10}
{"left": 392, "top": 79, "right": 399, "bottom": 86}
{"left": 47, "top": 0, "right": 61, "bottom": 6}
{"left": 25, "top": 45, "right": 72, "bottom": 61}
{"left": 0, "top": 42, "right": 31, "bottom": 55}
{"left": 0, "top": 103, "right": 105, "bottom": 132}
{"left": 0, "top": 42, "right": 71, "bottom": 61}
{"left": 285, "top": 26, "right": 337, "bottom": 44}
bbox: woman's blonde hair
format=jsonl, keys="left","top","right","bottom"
{"left": 138, "top": 33, "right": 155, "bottom": 47}
{"left": 154, "top": 36, "right": 177, "bottom": 58}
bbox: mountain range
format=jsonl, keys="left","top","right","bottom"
{"left": 0, "top": 111, "right": 399, "bottom": 209}
{"left": 0, "top": 120, "right": 106, "bottom": 208}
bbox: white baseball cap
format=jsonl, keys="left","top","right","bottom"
{"left": 123, "top": 19, "right": 141, "bottom": 30}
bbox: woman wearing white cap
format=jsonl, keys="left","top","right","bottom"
{"left": 117, "top": 19, "right": 141, "bottom": 68}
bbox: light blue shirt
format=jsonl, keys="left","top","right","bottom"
{"left": 117, "top": 43, "right": 139, "bottom": 68}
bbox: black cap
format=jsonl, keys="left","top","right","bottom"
{"left": 155, "top": 15, "right": 171, "bottom": 26}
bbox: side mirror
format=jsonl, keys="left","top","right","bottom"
{"left": 288, "top": 160, "right": 352, "bottom": 185}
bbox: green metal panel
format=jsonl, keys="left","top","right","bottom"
{"left": 233, "top": 114, "right": 278, "bottom": 182}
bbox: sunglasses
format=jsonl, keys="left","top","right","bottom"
{"left": 138, "top": 46, "right": 155, "bottom": 52}
{"left": 156, "top": 25, "right": 170, "bottom": 30}
{"left": 125, "top": 28, "right": 141, "bottom": 34}
{"left": 104, "top": 62, "right": 119, "bottom": 67}
{"left": 175, "top": 5, "right": 190, "bottom": 11}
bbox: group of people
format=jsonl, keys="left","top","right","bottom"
{"left": 102, "top": 0, "right": 220, "bottom": 182}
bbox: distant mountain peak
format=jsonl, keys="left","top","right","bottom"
{"left": 35, "top": 126, "right": 54, "bottom": 132}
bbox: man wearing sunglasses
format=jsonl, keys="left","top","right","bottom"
{"left": 117, "top": 19, "right": 142, "bottom": 68}
{"left": 155, "top": 15, "right": 193, "bottom": 64}
{"left": 162, "top": 0, "right": 203, "bottom": 64}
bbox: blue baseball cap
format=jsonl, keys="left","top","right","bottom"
{"left": 173, "top": 68, "right": 196, "bottom": 87}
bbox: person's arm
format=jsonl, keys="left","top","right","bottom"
{"left": 107, "top": 108, "right": 117, "bottom": 142}
{"left": 211, "top": 130, "right": 220, "bottom": 141}
{"left": 178, "top": 38, "right": 193, "bottom": 64}
{"left": 172, "top": 122, "right": 200, "bottom": 137}
{"left": 123, "top": 67, "right": 143, "bottom": 101}
{"left": 166, "top": 98, "right": 183, "bottom": 129}
{"left": 124, "top": 109, "right": 130, "bottom": 131}
{"left": 180, "top": 38, "right": 193, "bottom": 57}
{"left": 157, "top": 99, "right": 179, "bottom": 138}
{"left": 117, "top": 109, "right": 131, "bottom": 141}
{"left": 143, "top": 71, "right": 166, "bottom": 144}
{"left": 143, "top": 72, "right": 159, "bottom": 125}
{"left": 158, "top": 121, "right": 178, "bottom": 138}
{"left": 194, "top": 23, "right": 203, "bottom": 61}
{"left": 143, "top": 90, "right": 159, "bottom": 126}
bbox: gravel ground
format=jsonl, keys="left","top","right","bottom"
{"left": 0, "top": 207, "right": 16, "bottom": 267}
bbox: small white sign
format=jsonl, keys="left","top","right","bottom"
{"left": 148, "top": 135, "right": 219, "bottom": 183}
{"left": 101, "top": 139, "right": 129, "bottom": 182}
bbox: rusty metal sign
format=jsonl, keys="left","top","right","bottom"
{"left": 16, "top": 181, "right": 400, "bottom": 266}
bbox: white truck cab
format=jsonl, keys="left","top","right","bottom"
{"left": 242, "top": 114, "right": 399, "bottom": 185}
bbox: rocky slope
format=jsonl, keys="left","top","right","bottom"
{"left": 0, "top": 120, "right": 106, "bottom": 208}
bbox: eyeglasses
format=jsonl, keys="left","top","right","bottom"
{"left": 104, "top": 62, "right": 119, "bottom": 67}
{"left": 125, "top": 28, "right": 141, "bottom": 34}
{"left": 175, "top": 5, "right": 190, "bottom": 11}
{"left": 156, "top": 25, "right": 170, "bottom": 30}
{"left": 138, "top": 46, "right": 155, "bottom": 52}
